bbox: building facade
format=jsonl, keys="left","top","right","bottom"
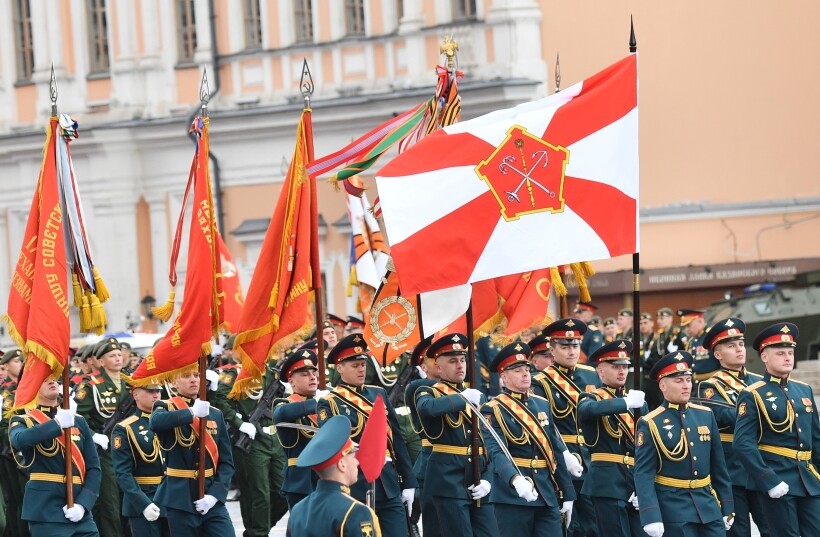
{"left": 1, "top": 0, "right": 819, "bottom": 342}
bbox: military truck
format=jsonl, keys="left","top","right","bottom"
{"left": 705, "top": 270, "right": 820, "bottom": 376}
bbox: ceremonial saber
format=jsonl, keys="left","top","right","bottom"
{"left": 458, "top": 396, "right": 526, "bottom": 481}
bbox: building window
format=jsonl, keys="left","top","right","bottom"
{"left": 176, "top": 0, "right": 197, "bottom": 62}
{"left": 245, "top": 0, "right": 262, "bottom": 48}
{"left": 87, "top": 0, "right": 109, "bottom": 73}
{"left": 453, "top": 0, "right": 477, "bottom": 20}
{"left": 397, "top": 0, "right": 404, "bottom": 21}
{"left": 294, "top": 0, "right": 313, "bottom": 43}
{"left": 345, "top": 0, "right": 365, "bottom": 36}
{"left": 13, "top": 0, "right": 34, "bottom": 81}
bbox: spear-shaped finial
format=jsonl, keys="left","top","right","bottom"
{"left": 200, "top": 68, "right": 210, "bottom": 116}
{"left": 440, "top": 35, "right": 459, "bottom": 70}
{"left": 554, "top": 52, "right": 561, "bottom": 93}
{"left": 300, "top": 59, "right": 314, "bottom": 109}
{"left": 629, "top": 15, "right": 637, "bottom": 53}
{"left": 50, "top": 65, "right": 58, "bottom": 115}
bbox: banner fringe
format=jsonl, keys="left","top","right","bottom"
{"left": 550, "top": 267, "right": 567, "bottom": 297}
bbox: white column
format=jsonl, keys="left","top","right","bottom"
{"left": 193, "top": 0, "right": 213, "bottom": 64}
{"left": 486, "top": 0, "right": 546, "bottom": 83}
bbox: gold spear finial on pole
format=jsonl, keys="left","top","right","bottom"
{"left": 440, "top": 35, "right": 459, "bottom": 70}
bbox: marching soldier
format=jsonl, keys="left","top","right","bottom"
{"left": 527, "top": 333, "right": 554, "bottom": 371}
{"left": 615, "top": 309, "right": 634, "bottom": 341}
{"left": 574, "top": 301, "right": 605, "bottom": 360}
{"left": 286, "top": 415, "right": 381, "bottom": 536}
{"left": 0, "top": 349, "right": 28, "bottom": 537}
{"left": 634, "top": 352, "right": 734, "bottom": 537}
{"left": 603, "top": 317, "right": 618, "bottom": 343}
{"left": 577, "top": 340, "right": 646, "bottom": 537}
{"left": 482, "top": 342, "right": 576, "bottom": 536}
{"left": 149, "top": 366, "right": 235, "bottom": 536}
{"left": 74, "top": 337, "right": 129, "bottom": 537}
{"left": 327, "top": 313, "right": 347, "bottom": 341}
{"left": 530, "top": 318, "right": 598, "bottom": 537}
{"left": 111, "top": 384, "right": 170, "bottom": 537}
{"left": 273, "top": 348, "right": 321, "bottom": 509}
{"left": 412, "top": 333, "right": 497, "bottom": 537}
{"left": 696, "top": 318, "right": 770, "bottom": 536}
{"left": 678, "top": 309, "right": 715, "bottom": 382}
{"left": 643, "top": 308, "right": 685, "bottom": 410}
{"left": 10, "top": 376, "right": 102, "bottom": 536}
{"left": 317, "top": 334, "right": 418, "bottom": 537}
{"left": 344, "top": 316, "right": 366, "bottom": 337}
{"left": 733, "top": 323, "right": 820, "bottom": 536}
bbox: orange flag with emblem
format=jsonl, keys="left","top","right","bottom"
{"left": 217, "top": 234, "right": 244, "bottom": 332}
{"left": 229, "top": 112, "right": 313, "bottom": 397}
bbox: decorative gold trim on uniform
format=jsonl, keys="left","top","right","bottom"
{"left": 134, "top": 476, "right": 163, "bottom": 485}
{"left": 655, "top": 475, "right": 711, "bottom": 488}
{"left": 288, "top": 457, "right": 299, "bottom": 467}
{"left": 719, "top": 433, "right": 734, "bottom": 443}
{"left": 165, "top": 467, "right": 215, "bottom": 479}
{"left": 560, "top": 434, "right": 585, "bottom": 444}
{"left": 431, "top": 444, "right": 484, "bottom": 456}
{"left": 30, "top": 472, "right": 82, "bottom": 484}
{"left": 759, "top": 444, "right": 811, "bottom": 461}
{"left": 590, "top": 453, "right": 634, "bottom": 466}
{"left": 421, "top": 439, "right": 432, "bottom": 447}
{"left": 512, "top": 457, "right": 549, "bottom": 468}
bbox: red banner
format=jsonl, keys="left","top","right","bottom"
{"left": 217, "top": 234, "right": 244, "bottom": 332}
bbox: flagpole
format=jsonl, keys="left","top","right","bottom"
{"left": 51, "top": 66, "right": 75, "bottom": 509}
{"left": 197, "top": 70, "right": 210, "bottom": 499}
{"left": 628, "top": 18, "right": 642, "bottom": 424}
{"left": 465, "top": 301, "right": 482, "bottom": 505}
{"left": 300, "top": 60, "right": 326, "bottom": 389}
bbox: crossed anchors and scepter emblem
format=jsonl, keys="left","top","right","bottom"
{"left": 499, "top": 141, "right": 555, "bottom": 206}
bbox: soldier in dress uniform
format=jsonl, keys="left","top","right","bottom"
{"left": 643, "top": 308, "right": 686, "bottom": 410}
{"left": 577, "top": 340, "right": 647, "bottom": 537}
{"left": 327, "top": 313, "right": 347, "bottom": 341}
{"left": 733, "top": 322, "right": 820, "bottom": 536}
{"left": 527, "top": 333, "right": 554, "bottom": 372}
{"left": 530, "top": 318, "right": 598, "bottom": 537}
{"left": 345, "top": 316, "right": 366, "bottom": 337}
{"left": 317, "top": 334, "right": 418, "bottom": 537}
{"left": 634, "top": 351, "right": 735, "bottom": 537}
{"left": 0, "top": 349, "right": 28, "bottom": 537}
{"left": 111, "top": 384, "right": 170, "bottom": 537}
{"left": 615, "top": 309, "right": 634, "bottom": 341}
{"left": 574, "top": 302, "right": 605, "bottom": 361}
{"left": 695, "top": 318, "right": 769, "bottom": 537}
{"left": 10, "top": 376, "right": 101, "bottom": 536}
{"left": 74, "top": 337, "right": 129, "bottom": 537}
{"left": 482, "top": 342, "right": 576, "bottom": 536}
{"left": 322, "top": 319, "right": 340, "bottom": 352}
{"left": 412, "top": 333, "right": 497, "bottom": 537}
{"left": 286, "top": 415, "right": 381, "bottom": 537}
{"left": 678, "top": 309, "right": 715, "bottom": 383}
{"left": 403, "top": 336, "right": 437, "bottom": 537}
{"left": 603, "top": 317, "right": 618, "bottom": 343}
{"left": 273, "top": 348, "right": 321, "bottom": 509}
{"left": 149, "top": 366, "right": 235, "bottom": 536}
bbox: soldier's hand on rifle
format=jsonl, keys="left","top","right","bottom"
{"left": 643, "top": 522, "right": 664, "bottom": 537}
{"left": 194, "top": 495, "right": 218, "bottom": 515}
{"left": 191, "top": 399, "right": 211, "bottom": 418}
{"left": 768, "top": 481, "right": 789, "bottom": 498}
{"left": 55, "top": 408, "right": 75, "bottom": 429}
{"left": 92, "top": 433, "right": 109, "bottom": 450}
{"left": 62, "top": 504, "right": 85, "bottom": 522}
{"left": 205, "top": 369, "right": 220, "bottom": 391}
{"left": 142, "top": 503, "right": 161, "bottom": 522}
{"left": 461, "top": 388, "right": 482, "bottom": 406}
{"left": 238, "top": 422, "right": 257, "bottom": 440}
{"left": 467, "top": 479, "right": 491, "bottom": 500}
{"left": 562, "top": 450, "right": 583, "bottom": 478}
{"left": 401, "top": 488, "right": 415, "bottom": 516}
{"left": 512, "top": 476, "right": 538, "bottom": 502}
{"left": 560, "top": 500, "right": 573, "bottom": 528}
{"left": 624, "top": 390, "right": 646, "bottom": 409}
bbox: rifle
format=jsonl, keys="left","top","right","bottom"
{"left": 388, "top": 359, "right": 419, "bottom": 407}
{"left": 101, "top": 392, "right": 136, "bottom": 437}
{"left": 234, "top": 364, "right": 286, "bottom": 454}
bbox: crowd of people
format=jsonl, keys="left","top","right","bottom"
{"left": 0, "top": 304, "right": 818, "bottom": 537}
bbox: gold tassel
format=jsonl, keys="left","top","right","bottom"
{"left": 71, "top": 273, "right": 82, "bottom": 308}
{"left": 79, "top": 295, "right": 92, "bottom": 333}
{"left": 151, "top": 288, "right": 176, "bottom": 322}
{"left": 92, "top": 266, "right": 110, "bottom": 302}
{"left": 90, "top": 293, "right": 105, "bottom": 331}
{"left": 581, "top": 261, "right": 596, "bottom": 277}
{"left": 570, "top": 263, "right": 593, "bottom": 303}
{"left": 550, "top": 267, "right": 567, "bottom": 296}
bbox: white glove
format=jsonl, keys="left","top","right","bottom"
{"left": 194, "top": 494, "right": 218, "bottom": 515}
{"left": 628, "top": 492, "right": 639, "bottom": 510}
{"left": 416, "top": 366, "right": 427, "bottom": 379}
{"left": 314, "top": 389, "right": 330, "bottom": 401}
{"left": 512, "top": 476, "right": 538, "bottom": 502}
{"left": 768, "top": 481, "right": 789, "bottom": 498}
{"left": 667, "top": 342, "right": 678, "bottom": 353}
{"left": 142, "top": 503, "right": 161, "bottom": 522}
{"left": 723, "top": 515, "right": 734, "bottom": 531}
{"left": 624, "top": 390, "right": 645, "bottom": 409}
{"left": 205, "top": 369, "right": 220, "bottom": 391}
{"left": 644, "top": 522, "right": 664, "bottom": 537}
{"left": 467, "top": 479, "right": 491, "bottom": 500}
{"left": 401, "top": 488, "right": 415, "bottom": 516}
{"left": 92, "top": 433, "right": 109, "bottom": 450}
{"left": 560, "top": 500, "right": 573, "bottom": 528}
{"left": 562, "top": 450, "right": 583, "bottom": 478}
{"left": 56, "top": 408, "right": 75, "bottom": 429}
{"left": 191, "top": 399, "right": 211, "bottom": 418}
{"left": 461, "top": 388, "right": 482, "bottom": 406}
{"left": 69, "top": 397, "right": 78, "bottom": 412}
{"left": 238, "top": 422, "right": 257, "bottom": 440}
{"left": 62, "top": 504, "right": 85, "bottom": 522}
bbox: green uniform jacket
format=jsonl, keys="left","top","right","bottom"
{"left": 74, "top": 370, "right": 129, "bottom": 433}
{"left": 273, "top": 393, "right": 319, "bottom": 496}
{"left": 405, "top": 378, "right": 435, "bottom": 487}
{"left": 149, "top": 397, "right": 234, "bottom": 512}
{"left": 286, "top": 480, "right": 381, "bottom": 537}
{"left": 111, "top": 408, "right": 166, "bottom": 517}
{"left": 9, "top": 406, "right": 101, "bottom": 522}
{"left": 733, "top": 372, "right": 820, "bottom": 495}
{"left": 634, "top": 401, "right": 733, "bottom": 526}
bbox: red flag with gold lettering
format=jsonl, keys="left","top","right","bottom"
{"left": 131, "top": 117, "right": 222, "bottom": 385}
{"left": 217, "top": 234, "right": 244, "bottom": 332}
{"left": 229, "top": 112, "right": 313, "bottom": 397}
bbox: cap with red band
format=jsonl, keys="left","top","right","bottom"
{"left": 427, "top": 334, "right": 468, "bottom": 359}
{"left": 542, "top": 318, "right": 587, "bottom": 343}
{"left": 703, "top": 318, "right": 745, "bottom": 350}
{"left": 649, "top": 351, "right": 694, "bottom": 381}
{"left": 327, "top": 334, "right": 369, "bottom": 365}
{"left": 752, "top": 322, "right": 799, "bottom": 352}
{"left": 491, "top": 342, "right": 531, "bottom": 373}
{"left": 282, "top": 349, "right": 319, "bottom": 380}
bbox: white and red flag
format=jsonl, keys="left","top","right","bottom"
{"left": 377, "top": 55, "right": 638, "bottom": 295}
